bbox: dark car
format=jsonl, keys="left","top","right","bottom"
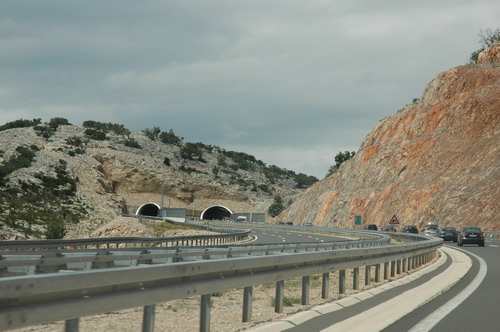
{"left": 364, "top": 224, "right": 378, "bottom": 231}
{"left": 457, "top": 227, "right": 485, "bottom": 247}
{"left": 403, "top": 225, "right": 418, "bottom": 234}
{"left": 383, "top": 225, "right": 397, "bottom": 232}
{"left": 438, "top": 227, "right": 458, "bottom": 242}
{"left": 286, "top": 221, "right": 294, "bottom": 226}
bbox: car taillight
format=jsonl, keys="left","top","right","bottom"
{"left": 480, "top": 233, "right": 484, "bottom": 238}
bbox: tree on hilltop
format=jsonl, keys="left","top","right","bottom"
{"left": 469, "top": 27, "right": 500, "bottom": 64}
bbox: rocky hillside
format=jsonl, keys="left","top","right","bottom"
{"left": 0, "top": 122, "right": 315, "bottom": 239}
{"left": 277, "top": 44, "right": 500, "bottom": 231}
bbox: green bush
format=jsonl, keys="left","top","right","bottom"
{"left": 160, "top": 129, "right": 182, "bottom": 145}
{"left": 0, "top": 118, "right": 42, "bottom": 131}
{"left": 0, "top": 145, "right": 38, "bottom": 184}
{"left": 143, "top": 127, "right": 161, "bottom": 140}
{"left": 48, "top": 117, "right": 71, "bottom": 129}
{"left": 82, "top": 120, "right": 130, "bottom": 136}
{"left": 84, "top": 128, "right": 107, "bottom": 140}
{"left": 34, "top": 125, "right": 55, "bottom": 139}
{"left": 180, "top": 142, "right": 205, "bottom": 162}
{"left": 65, "top": 136, "right": 84, "bottom": 147}
{"left": 123, "top": 138, "right": 141, "bottom": 148}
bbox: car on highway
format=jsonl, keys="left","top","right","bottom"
{"left": 364, "top": 224, "right": 378, "bottom": 231}
{"left": 457, "top": 227, "right": 485, "bottom": 246}
{"left": 423, "top": 225, "right": 439, "bottom": 237}
{"left": 382, "top": 225, "right": 398, "bottom": 232}
{"left": 438, "top": 227, "right": 458, "bottom": 242}
{"left": 304, "top": 222, "right": 314, "bottom": 227}
{"left": 402, "top": 225, "right": 419, "bottom": 234}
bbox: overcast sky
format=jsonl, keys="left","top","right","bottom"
{"left": 1, "top": 1, "right": 498, "bottom": 178}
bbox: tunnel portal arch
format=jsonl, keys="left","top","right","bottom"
{"left": 136, "top": 202, "right": 161, "bottom": 217}
{"left": 200, "top": 205, "right": 233, "bottom": 221}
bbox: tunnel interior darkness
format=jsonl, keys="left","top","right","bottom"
{"left": 136, "top": 203, "right": 160, "bottom": 216}
{"left": 201, "top": 206, "right": 232, "bottom": 220}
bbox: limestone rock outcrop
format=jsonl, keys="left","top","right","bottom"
{"left": 277, "top": 45, "right": 500, "bottom": 231}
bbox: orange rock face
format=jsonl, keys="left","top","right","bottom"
{"left": 278, "top": 45, "right": 500, "bottom": 231}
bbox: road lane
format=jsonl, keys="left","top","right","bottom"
{"left": 384, "top": 238, "right": 500, "bottom": 332}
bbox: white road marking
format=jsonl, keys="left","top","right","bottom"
{"left": 488, "top": 244, "right": 498, "bottom": 248}
{"left": 408, "top": 248, "right": 487, "bottom": 332}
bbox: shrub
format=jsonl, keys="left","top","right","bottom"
{"left": 65, "top": 136, "right": 84, "bottom": 147}
{"left": 0, "top": 118, "right": 42, "bottom": 131}
{"left": 123, "top": 138, "right": 141, "bottom": 148}
{"left": 268, "top": 195, "right": 285, "bottom": 217}
{"left": 143, "top": 127, "right": 161, "bottom": 140}
{"left": 82, "top": 120, "right": 130, "bottom": 136}
{"left": 48, "top": 117, "right": 71, "bottom": 129}
{"left": 34, "top": 125, "right": 55, "bottom": 139}
{"left": 160, "top": 129, "right": 183, "bottom": 145}
{"left": 84, "top": 128, "right": 107, "bottom": 140}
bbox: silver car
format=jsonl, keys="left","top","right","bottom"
{"left": 423, "top": 226, "right": 439, "bottom": 237}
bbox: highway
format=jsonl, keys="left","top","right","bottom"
{"left": 384, "top": 238, "right": 500, "bottom": 332}
{"left": 250, "top": 236, "right": 499, "bottom": 332}
{"left": 248, "top": 227, "right": 350, "bottom": 245}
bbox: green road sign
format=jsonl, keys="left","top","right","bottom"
{"left": 354, "top": 215, "right": 362, "bottom": 226}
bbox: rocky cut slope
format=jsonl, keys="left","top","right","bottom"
{"left": 277, "top": 44, "right": 500, "bottom": 231}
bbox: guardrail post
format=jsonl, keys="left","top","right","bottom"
{"left": 242, "top": 286, "right": 253, "bottom": 322}
{"left": 375, "top": 264, "right": 380, "bottom": 282}
{"left": 321, "top": 272, "right": 329, "bottom": 299}
{"left": 302, "top": 276, "right": 310, "bottom": 305}
{"left": 200, "top": 294, "right": 211, "bottom": 332}
{"left": 275, "top": 280, "right": 284, "bottom": 313}
{"left": 65, "top": 318, "right": 79, "bottom": 332}
{"left": 353, "top": 267, "right": 359, "bottom": 290}
{"left": 339, "top": 270, "right": 346, "bottom": 294}
{"left": 142, "top": 304, "right": 155, "bottom": 332}
{"left": 365, "top": 265, "right": 371, "bottom": 286}
{"left": 384, "top": 262, "right": 389, "bottom": 280}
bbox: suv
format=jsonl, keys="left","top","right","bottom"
{"left": 457, "top": 227, "right": 485, "bottom": 247}
{"left": 403, "top": 225, "right": 418, "bottom": 234}
{"left": 364, "top": 224, "right": 378, "bottom": 231}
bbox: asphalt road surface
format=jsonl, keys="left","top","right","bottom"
{"left": 248, "top": 227, "right": 350, "bottom": 245}
{"left": 384, "top": 237, "right": 500, "bottom": 332}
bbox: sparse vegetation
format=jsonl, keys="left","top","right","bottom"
{"left": 160, "top": 129, "right": 183, "bottom": 145}
{"left": 469, "top": 27, "right": 500, "bottom": 64}
{"left": 326, "top": 151, "right": 356, "bottom": 177}
{"left": 84, "top": 128, "right": 107, "bottom": 141}
{"left": 268, "top": 195, "right": 285, "bottom": 217}
{"left": 82, "top": 120, "right": 131, "bottom": 136}
{"left": 122, "top": 138, "right": 141, "bottom": 148}
{"left": 0, "top": 155, "right": 88, "bottom": 238}
{"left": 0, "top": 118, "right": 42, "bottom": 131}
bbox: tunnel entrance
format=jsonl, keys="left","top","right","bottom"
{"left": 200, "top": 205, "right": 233, "bottom": 221}
{"left": 136, "top": 202, "right": 161, "bottom": 216}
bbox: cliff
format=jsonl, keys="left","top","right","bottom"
{"left": 277, "top": 44, "right": 500, "bottom": 231}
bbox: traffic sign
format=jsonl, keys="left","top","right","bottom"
{"left": 354, "top": 215, "right": 362, "bottom": 226}
{"left": 389, "top": 215, "right": 400, "bottom": 224}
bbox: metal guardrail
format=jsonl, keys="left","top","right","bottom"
{"left": 0, "top": 229, "right": 442, "bottom": 332}
{"left": 0, "top": 228, "right": 251, "bottom": 252}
